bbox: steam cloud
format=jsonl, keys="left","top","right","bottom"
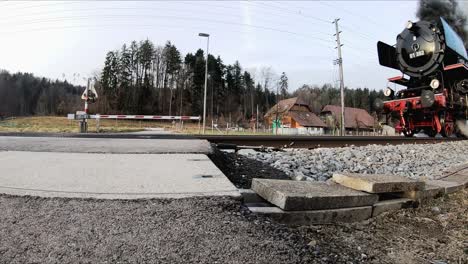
{"left": 416, "top": 0, "right": 468, "bottom": 48}
{"left": 456, "top": 120, "right": 468, "bottom": 137}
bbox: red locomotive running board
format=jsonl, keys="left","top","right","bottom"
{"left": 444, "top": 63, "right": 468, "bottom": 71}
{"left": 383, "top": 93, "right": 446, "bottom": 111}
{"left": 388, "top": 76, "right": 403, "bottom": 81}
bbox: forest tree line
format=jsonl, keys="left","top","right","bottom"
{"left": 0, "top": 39, "right": 384, "bottom": 124}
{"left": 96, "top": 39, "right": 384, "bottom": 124}
{"left": 293, "top": 84, "right": 385, "bottom": 114}
{"left": 97, "top": 39, "right": 282, "bottom": 124}
{"left": 0, "top": 70, "right": 82, "bottom": 116}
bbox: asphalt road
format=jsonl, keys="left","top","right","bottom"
{"left": 0, "top": 136, "right": 212, "bottom": 154}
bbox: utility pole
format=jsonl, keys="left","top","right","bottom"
{"left": 275, "top": 84, "right": 279, "bottom": 135}
{"left": 256, "top": 104, "right": 259, "bottom": 133}
{"left": 333, "top": 18, "right": 346, "bottom": 136}
{"left": 198, "top": 33, "right": 210, "bottom": 134}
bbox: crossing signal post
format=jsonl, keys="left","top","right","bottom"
{"left": 79, "top": 78, "right": 98, "bottom": 133}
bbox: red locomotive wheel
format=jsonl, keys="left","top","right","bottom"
{"left": 403, "top": 129, "right": 415, "bottom": 137}
{"left": 439, "top": 111, "right": 454, "bottom": 137}
{"left": 441, "top": 122, "right": 454, "bottom": 137}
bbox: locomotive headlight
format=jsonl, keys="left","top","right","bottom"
{"left": 430, "top": 79, "right": 440, "bottom": 89}
{"left": 384, "top": 87, "right": 395, "bottom": 98}
{"left": 406, "top": 21, "right": 413, "bottom": 29}
{"left": 374, "top": 98, "right": 384, "bottom": 111}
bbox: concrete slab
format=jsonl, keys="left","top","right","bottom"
{"left": 0, "top": 136, "right": 212, "bottom": 154}
{"left": 440, "top": 173, "right": 468, "bottom": 188}
{"left": 425, "top": 180, "right": 464, "bottom": 194}
{"left": 372, "top": 198, "right": 414, "bottom": 217}
{"left": 239, "top": 189, "right": 266, "bottom": 203}
{"left": 0, "top": 151, "right": 239, "bottom": 199}
{"left": 332, "top": 173, "right": 425, "bottom": 193}
{"left": 248, "top": 206, "right": 372, "bottom": 225}
{"left": 251, "top": 179, "right": 378, "bottom": 211}
{"left": 400, "top": 184, "right": 444, "bottom": 200}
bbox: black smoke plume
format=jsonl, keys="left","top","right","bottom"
{"left": 416, "top": 0, "right": 467, "bottom": 48}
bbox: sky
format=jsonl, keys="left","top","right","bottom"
{"left": 0, "top": 0, "right": 466, "bottom": 91}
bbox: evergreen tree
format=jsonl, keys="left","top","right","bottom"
{"left": 279, "top": 72, "right": 288, "bottom": 99}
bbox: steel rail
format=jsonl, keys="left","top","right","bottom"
{"left": 0, "top": 132, "right": 463, "bottom": 149}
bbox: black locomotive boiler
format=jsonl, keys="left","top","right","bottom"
{"left": 375, "top": 17, "right": 467, "bottom": 137}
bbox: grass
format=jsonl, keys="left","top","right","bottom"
{"left": 0, "top": 116, "right": 167, "bottom": 133}
{"left": 0, "top": 116, "right": 286, "bottom": 135}
{"left": 0, "top": 116, "right": 274, "bottom": 135}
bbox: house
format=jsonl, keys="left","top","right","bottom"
{"left": 264, "top": 97, "right": 326, "bottom": 135}
{"left": 320, "top": 105, "right": 376, "bottom": 133}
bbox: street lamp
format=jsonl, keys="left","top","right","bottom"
{"left": 199, "top": 32, "right": 210, "bottom": 134}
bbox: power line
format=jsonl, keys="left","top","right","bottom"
{"left": 251, "top": 1, "right": 381, "bottom": 56}
{"left": 1, "top": 14, "right": 335, "bottom": 45}
{"left": 319, "top": 2, "right": 387, "bottom": 29}
{"left": 340, "top": 25, "right": 377, "bottom": 41}
{"left": 342, "top": 42, "right": 378, "bottom": 56}
{"left": 181, "top": 0, "right": 334, "bottom": 36}
{"left": 0, "top": 5, "right": 334, "bottom": 38}
{"left": 0, "top": 1, "right": 344, "bottom": 90}
{"left": 288, "top": 1, "right": 382, "bottom": 41}
{"left": 0, "top": 1, "right": 80, "bottom": 12}
{"left": 178, "top": 1, "right": 334, "bottom": 36}
{"left": 0, "top": 22, "right": 334, "bottom": 61}
{"left": 248, "top": 1, "right": 332, "bottom": 24}
{"left": 0, "top": 1, "right": 27, "bottom": 7}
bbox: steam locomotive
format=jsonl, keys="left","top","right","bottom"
{"left": 375, "top": 17, "right": 467, "bottom": 137}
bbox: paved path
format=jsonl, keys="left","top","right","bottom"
{"left": 0, "top": 136, "right": 212, "bottom": 154}
{"left": 0, "top": 151, "right": 239, "bottom": 199}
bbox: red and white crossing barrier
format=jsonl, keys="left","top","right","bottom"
{"left": 89, "top": 114, "right": 200, "bottom": 120}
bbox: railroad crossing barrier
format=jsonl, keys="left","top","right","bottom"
{"left": 67, "top": 113, "right": 201, "bottom": 133}
{"left": 90, "top": 115, "right": 201, "bottom": 120}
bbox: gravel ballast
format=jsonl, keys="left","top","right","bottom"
{"left": 239, "top": 141, "right": 468, "bottom": 181}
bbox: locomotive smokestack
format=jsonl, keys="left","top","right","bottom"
{"left": 416, "top": 0, "right": 468, "bottom": 48}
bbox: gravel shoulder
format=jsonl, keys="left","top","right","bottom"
{"left": 239, "top": 141, "right": 468, "bottom": 181}
{"left": 0, "top": 195, "right": 312, "bottom": 264}
{"left": 0, "top": 191, "right": 466, "bottom": 263}
{"left": 302, "top": 189, "right": 468, "bottom": 263}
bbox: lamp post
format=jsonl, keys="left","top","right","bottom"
{"left": 199, "top": 32, "right": 209, "bottom": 134}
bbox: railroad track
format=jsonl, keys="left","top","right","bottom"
{"left": 0, "top": 132, "right": 464, "bottom": 149}
{"left": 197, "top": 135, "right": 464, "bottom": 148}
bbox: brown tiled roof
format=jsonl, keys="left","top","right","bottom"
{"left": 264, "top": 97, "right": 325, "bottom": 127}
{"left": 265, "top": 97, "right": 310, "bottom": 117}
{"left": 321, "top": 105, "right": 375, "bottom": 129}
{"left": 288, "top": 111, "right": 326, "bottom": 127}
